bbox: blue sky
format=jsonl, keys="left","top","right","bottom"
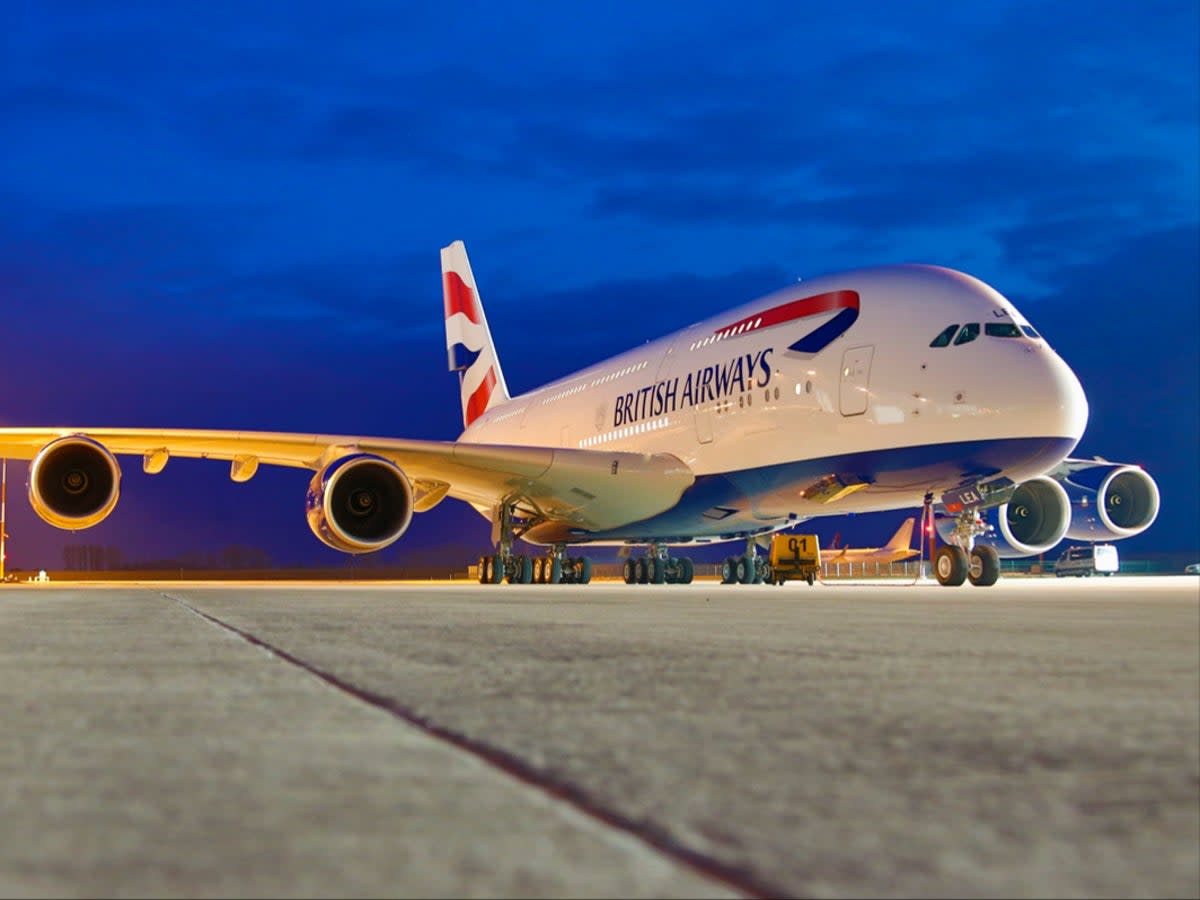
{"left": 2, "top": 1, "right": 1197, "bottom": 568}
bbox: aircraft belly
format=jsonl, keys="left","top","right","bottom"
{"left": 576, "top": 435, "right": 1077, "bottom": 544}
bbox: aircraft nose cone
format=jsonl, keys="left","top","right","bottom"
{"left": 1047, "top": 349, "right": 1089, "bottom": 445}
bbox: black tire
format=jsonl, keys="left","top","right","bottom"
{"left": 532, "top": 557, "right": 545, "bottom": 584}
{"left": 968, "top": 545, "right": 1000, "bottom": 587}
{"left": 508, "top": 555, "right": 532, "bottom": 585}
{"left": 488, "top": 555, "right": 504, "bottom": 584}
{"left": 806, "top": 572, "right": 815, "bottom": 586}
{"left": 679, "top": 557, "right": 694, "bottom": 584}
{"left": 736, "top": 557, "right": 752, "bottom": 584}
{"left": 650, "top": 558, "right": 666, "bottom": 584}
{"left": 548, "top": 557, "right": 563, "bottom": 584}
{"left": 934, "top": 545, "right": 969, "bottom": 587}
{"left": 623, "top": 558, "right": 637, "bottom": 585}
{"left": 478, "top": 555, "right": 489, "bottom": 585}
{"left": 578, "top": 557, "right": 593, "bottom": 584}
{"left": 721, "top": 557, "right": 737, "bottom": 584}
{"left": 636, "top": 558, "right": 649, "bottom": 584}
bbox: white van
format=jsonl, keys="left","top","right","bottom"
{"left": 1055, "top": 544, "right": 1119, "bottom": 578}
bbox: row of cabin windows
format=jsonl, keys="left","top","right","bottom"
{"left": 929, "top": 322, "right": 1040, "bottom": 347}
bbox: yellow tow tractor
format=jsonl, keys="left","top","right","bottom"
{"left": 768, "top": 533, "right": 821, "bottom": 586}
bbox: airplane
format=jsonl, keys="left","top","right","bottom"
{"left": 822, "top": 517, "right": 920, "bottom": 565}
{"left": 0, "top": 241, "right": 1161, "bottom": 588}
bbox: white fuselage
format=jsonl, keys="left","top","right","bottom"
{"left": 459, "top": 265, "right": 1088, "bottom": 545}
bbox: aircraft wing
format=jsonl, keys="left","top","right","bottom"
{"left": 0, "top": 427, "right": 695, "bottom": 532}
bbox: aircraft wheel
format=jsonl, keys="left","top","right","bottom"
{"left": 679, "top": 557, "right": 694, "bottom": 584}
{"left": 548, "top": 557, "right": 563, "bottom": 585}
{"left": 968, "top": 545, "right": 1000, "bottom": 587}
{"left": 478, "top": 556, "right": 489, "bottom": 584}
{"left": 508, "top": 555, "right": 532, "bottom": 584}
{"left": 487, "top": 555, "right": 504, "bottom": 584}
{"left": 650, "top": 558, "right": 666, "bottom": 584}
{"left": 578, "top": 557, "right": 593, "bottom": 584}
{"left": 720, "top": 557, "right": 737, "bottom": 584}
{"left": 636, "top": 558, "right": 649, "bottom": 584}
{"left": 623, "top": 558, "right": 637, "bottom": 585}
{"left": 735, "top": 557, "right": 751, "bottom": 584}
{"left": 934, "top": 545, "right": 969, "bottom": 587}
{"left": 806, "top": 572, "right": 815, "bottom": 586}
{"left": 532, "top": 557, "right": 545, "bottom": 584}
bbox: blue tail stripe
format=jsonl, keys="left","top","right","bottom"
{"left": 449, "top": 343, "right": 482, "bottom": 373}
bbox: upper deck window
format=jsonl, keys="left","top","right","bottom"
{"left": 953, "top": 323, "right": 980, "bottom": 345}
{"left": 929, "top": 324, "right": 959, "bottom": 348}
{"left": 985, "top": 322, "right": 1022, "bottom": 338}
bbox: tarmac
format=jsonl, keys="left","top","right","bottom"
{"left": 0, "top": 575, "right": 1197, "bottom": 898}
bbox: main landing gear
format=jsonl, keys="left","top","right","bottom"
{"left": 476, "top": 500, "right": 592, "bottom": 585}
{"left": 934, "top": 505, "right": 1001, "bottom": 588}
{"left": 477, "top": 552, "right": 593, "bottom": 585}
{"left": 720, "top": 537, "right": 772, "bottom": 585}
{"left": 622, "top": 544, "right": 695, "bottom": 584}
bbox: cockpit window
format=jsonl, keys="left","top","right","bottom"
{"left": 985, "top": 322, "right": 1022, "bottom": 338}
{"left": 1020, "top": 325, "right": 1041, "bottom": 339}
{"left": 953, "top": 323, "right": 980, "bottom": 345}
{"left": 929, "top": 324, "right": 959, "bottom": 348}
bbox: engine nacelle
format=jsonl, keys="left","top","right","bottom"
{"left": 28, "top": 436, "right": 122, "bottom": 530}
{"left": 305, "top": 453, "right": 413, "bottom": 553}
{"left": 1060, "top": 463, "right": 1160, "bottom": 541}
{"left": 937, "top": 475, "right": 1070, "bottom": 558}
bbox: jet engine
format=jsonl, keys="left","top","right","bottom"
{"left": 1061, "top": 463, "right": 1160, "bottom": 541}
{"left": 937, "top": 475, "right": 1071, "bottom": 558}
{"left": 28, "top": 436, "right": 122, "bottom": 529}
{"left": 305, "top": 453, "right": 413, "bottom": 553}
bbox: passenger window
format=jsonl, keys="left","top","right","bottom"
{"left": 953, "top": 323, "right": 979, "bottom": 345}
{"left": 929, "top": 324, "right": 959, "bottom": 348}
{"left": 985, "top": 322, "right": 1022, "bottom": 338}
{"left": 1021, "top": 325, "right": 1041, "bottom": 339}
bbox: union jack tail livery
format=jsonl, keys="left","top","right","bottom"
{"left": 441, "top": 241, "right": 510, "bottom": 429}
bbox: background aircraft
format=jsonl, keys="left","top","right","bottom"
{"left": 823, "top": 518, "right": 920, "bottom": 565}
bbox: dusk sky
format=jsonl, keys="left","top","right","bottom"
{"left": 2, "top": 2, "right": 1197, "bottom": 569}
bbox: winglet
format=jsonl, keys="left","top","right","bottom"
{"left": 441, "top": 241, "right": 511, "bottom": 429}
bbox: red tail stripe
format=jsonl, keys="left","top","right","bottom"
{"left": 443, "top": 271, "right": 482, "bottom": 325}
{"left": 464, "top": 367, "right": 497, "bottom": 426}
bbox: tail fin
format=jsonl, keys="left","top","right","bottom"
{"left": 886, "top": 517, "right": 916, "bottom": 551}
{"left": 441, "top": 241, "right": 511, "bottom": 429}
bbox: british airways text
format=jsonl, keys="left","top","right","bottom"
{"left": 613, "top": 349, "right": 773, "bottom": 428}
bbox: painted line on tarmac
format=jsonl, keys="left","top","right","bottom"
{"left": 161, "top": 591, "right": 788, "bottom": 900}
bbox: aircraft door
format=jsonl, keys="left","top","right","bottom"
{"left": 839, "top": 346, "right": 874, "bottom": 416}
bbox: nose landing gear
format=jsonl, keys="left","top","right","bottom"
{"left": 934, "top": 504, "right": 1002, "bottom": 587}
